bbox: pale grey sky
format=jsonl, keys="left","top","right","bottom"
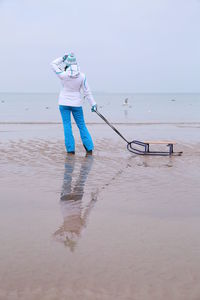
{"left": 0, "top": 0, "right": 200, "bottom": 93}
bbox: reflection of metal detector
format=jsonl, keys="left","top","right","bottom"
{"left": 95, "top": 109, "right": 182, "bottom": 156}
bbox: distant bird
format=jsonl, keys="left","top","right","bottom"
{"left": 123, "top": 98, "right": 129, "bottom": 106}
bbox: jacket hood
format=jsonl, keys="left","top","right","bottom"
{"left": 66, "top": 64, "right": 80, "bottom": 78}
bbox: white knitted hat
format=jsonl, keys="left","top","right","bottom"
{"left": 66, "top": 52, "right": 77, "bottom": 65}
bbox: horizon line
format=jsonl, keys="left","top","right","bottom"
{"left": 0, "top": 91, "right": 200, "bottom": 95}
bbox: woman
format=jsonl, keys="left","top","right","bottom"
{"left": 51, "top": 52, "right": 97, "bottom": 154}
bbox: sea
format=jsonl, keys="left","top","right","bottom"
{"left": 0, "top": 92, "right": 199, "bottom": 124}
{"left": 0, "top": 92, "right": 200, "bottom": 299}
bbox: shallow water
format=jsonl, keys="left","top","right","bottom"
{"left": 0, "top": 124, "right": 200, "bottom": 299}
{"left": 0, "top": 92, "right": 200, "bottom": 123}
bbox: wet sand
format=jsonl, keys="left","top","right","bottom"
{"left": 0, "top": 123, "right": 200, "bottom": 300}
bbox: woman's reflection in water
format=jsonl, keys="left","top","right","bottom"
{"left": 53, "top": 154, "right": 97, "bottom": 252}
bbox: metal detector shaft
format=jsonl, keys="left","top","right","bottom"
{"left": 95, "top": 110, "right": 129, "bottom": 143}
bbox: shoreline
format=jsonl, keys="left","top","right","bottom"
{"left": 0, "top": 121, "right": 200, "bottom": 125}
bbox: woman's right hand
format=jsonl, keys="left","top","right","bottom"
{"left": 63, "top": 54, "right": 68, "bottom": 62}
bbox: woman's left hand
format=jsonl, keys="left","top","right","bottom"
{"left": 91, "top": 104, "right": 97, "bottom": 112}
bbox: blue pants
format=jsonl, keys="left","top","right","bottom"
{"left": 59, "top": 105, "right": 94, "bottom": 153}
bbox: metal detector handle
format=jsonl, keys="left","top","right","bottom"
{"left": 94, "top": 109, "right": 129, "bottom": 143}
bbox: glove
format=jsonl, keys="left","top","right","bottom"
{"left": 91, "top": 104, "right": 97, "bottom": 112}
{"left": 62, "top": 54, "right": 68, "bottom": 62}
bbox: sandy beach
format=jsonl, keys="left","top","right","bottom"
{"left": 1, "top": 0, "right": 200, "bottom": 296}
{"left": 0, "top": 123, "right": 200, "bottom": 300}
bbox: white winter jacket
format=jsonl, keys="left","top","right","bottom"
{"left": 51, "top": 57, "right": 96, "bottom": 107}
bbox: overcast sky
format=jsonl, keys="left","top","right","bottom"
{"left": 0, "top": 0, "right": 200, "bottom": 93}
